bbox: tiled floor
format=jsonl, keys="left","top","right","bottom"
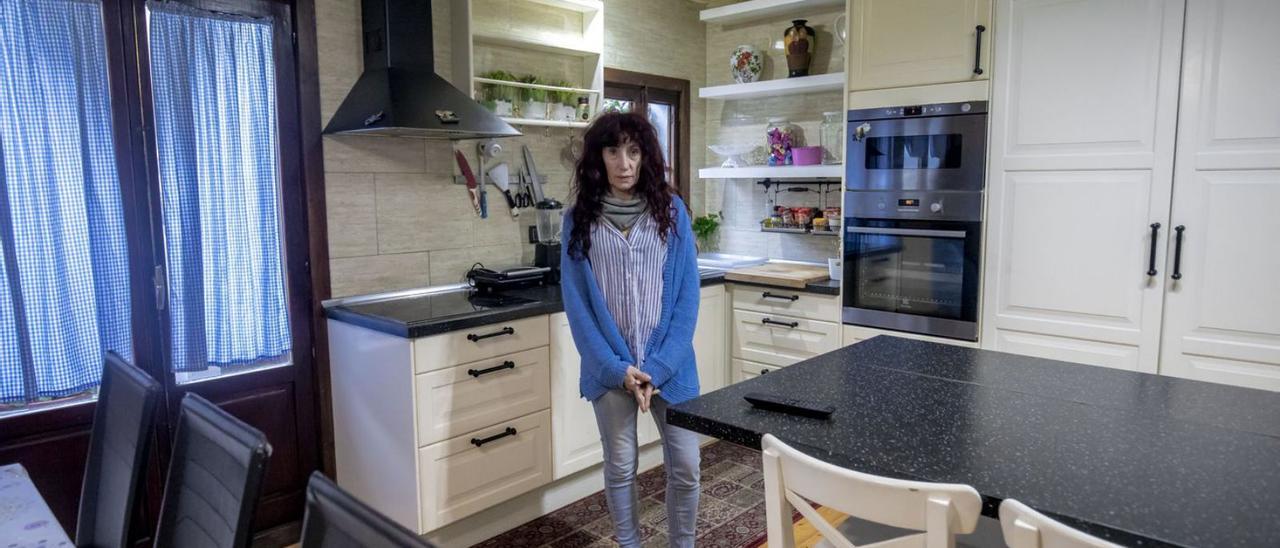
{"left": 469, "top": 441, "right": 783, "bottom": 548}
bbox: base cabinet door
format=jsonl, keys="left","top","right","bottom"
{"left": 550, "top": 313, "right": 603, "bottom": 479}
{"left": 847, "top": 0, "right": 992, "bottom": 91}
{"left": 695, "top": 285, "right": 729, "bottom": 395}
{"left": 418, "top": 409, "right": 552, "bottom": 531}
{"left": 733, "top": 358, "right": 782, "bottom": 384}
{"left": 1158, "top": 0, "right": 1280, "bottom": 390}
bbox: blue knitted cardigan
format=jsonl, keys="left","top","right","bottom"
{"left": 560, "top": 196, "right": 701, "bottom": 404}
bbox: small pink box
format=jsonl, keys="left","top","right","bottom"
{"left": 792, "top": 146, "right": 822, "bottom": 165}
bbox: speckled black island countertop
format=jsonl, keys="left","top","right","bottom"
{"left": 323, "top": 270, "right": 837, "bottom": 338}
{"left": 668, "top": 335, "right": 1280, "bottom": 548}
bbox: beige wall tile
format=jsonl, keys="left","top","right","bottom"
{"left": 325, "top": 173, "right": 377, "bottom": 258}
{"left": 375, "top": 173, "right": 474, "bottom": 254}
{"left": 428, "top": 244, "right": 525, "bottom": 285}
{"left": 324, "top": 136, "right": 427, "bottom": 174}
{"left": 330, "top": 252, "right": 431, "bottom": 298}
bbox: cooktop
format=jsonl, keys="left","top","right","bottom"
{"left": 338, "top": 290, "right": 539, "bottom": 325}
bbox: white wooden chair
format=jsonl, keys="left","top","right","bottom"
{"left": 761, "top": 434, "right": 983, "bottom": 548}
{"left": 998, "top": 499, "right": 1121, "bottom": 548}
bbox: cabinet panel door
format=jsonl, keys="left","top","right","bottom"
{"left": 549, "top": 313, "right": 602, "bottom": 479}
{"left": 415, "top": 347, "right": 550, "bottom": 446}
{"left": 981, "top": 0, "right": 1183, "bottom": 372}
{"left": 1160, "top": 0, "right": 1280, "bottom": 390}
{"left": 694, "top": 285, "right": 728, "bottom": 395}
{"left": 732, "top": 310, "right": 841, "bottom": 367}
{"left": 847, "top": 0, "right": 991, "bottom": 91}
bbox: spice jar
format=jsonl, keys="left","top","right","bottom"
{"left": 765, "top": 117, "right": 798, "bottom": 166}
{"left": 794, "top": 207, "right": 815, "bottom": 226}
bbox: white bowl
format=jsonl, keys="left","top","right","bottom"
{"left": 708, "top": 144, "right": 756, "bottom": 168}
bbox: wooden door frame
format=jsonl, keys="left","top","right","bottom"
{"left": 603, "top": 68, "right": 691, "bottom": 203}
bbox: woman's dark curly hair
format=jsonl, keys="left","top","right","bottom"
{"left": 567, "top": 111, "right": 676, "bottom": 260}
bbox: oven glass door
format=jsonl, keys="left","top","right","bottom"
{"left": 846, "top": 113, "right": 987, "bottom": 192}
{"left": 843, "top": 219, "right": 981, "bottom": 324}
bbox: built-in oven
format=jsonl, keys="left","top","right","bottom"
{"left": 843, "top": 102, "right": 988, "bottom": 341}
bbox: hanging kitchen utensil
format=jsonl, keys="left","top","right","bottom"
{"left": 455, "top": 150, "right": 481, "bottom": 217}
{"left": 486, "top": 162, "right": 519, "bottom": 218}
{"left": 522, "top": 145, "right": 546, "bottom": 203}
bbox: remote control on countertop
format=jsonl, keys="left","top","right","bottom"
{"left": 743, "top": 392, "right": 835, "bottom": 420}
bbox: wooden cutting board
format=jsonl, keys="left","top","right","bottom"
{"left": 724, "top": 262, "right": 830, "bottom": 289}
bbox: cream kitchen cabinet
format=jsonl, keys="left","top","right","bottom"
{"left": 728, "top": 285, "right": 841, "bottom": 384}
{"left": 329, "top": 316, "right": 553, "bottom": 533}
{"left": 1157, "top": 0, "right": 1280, "bottom": 390}
{"left": 846, "top": 0, "right": 992, "bottom": 92}
{"left": 694, "top": 284, "right": 729, "bottom": 395}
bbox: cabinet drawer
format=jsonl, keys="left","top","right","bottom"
{"left": 732, "top": 309, "right": 841, "bottom": 367}
{"left": 413, "top": 315, "right": 549, "bottom": 374}
{"left": 418, "top": 409, "right": 552, "bottom": 532}
{"left": 733, "top": 358, "right": 782, "bottom": 384}
{"left": 730, "top": 285, "right": 840, "bottom": 323}
{"left": 415, "top": 347, "right": 550, "bottom": 446}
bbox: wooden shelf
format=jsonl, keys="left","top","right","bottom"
{"left": 524, "top": 0, "right": 602, "bottom": 13}
{"left": 473, "top": 30, "right": 602, "bottom": 57}
{"left": 501, "top": 117, "right": 589, "bottom": 129}
{"left": 700, "top": 0, "right": 845, "bottom": 25}
{"left": 699, "top": 164, "right": 842, "bottom": 179}
{"left": 700, "top": 73, "right": 844, "bottom": 100}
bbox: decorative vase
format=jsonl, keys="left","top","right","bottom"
{"left": 729, "top": 45, "right": 763, "bottom": 84}
{"left": 783, "top": 19, "right": 815, "bottom": 77}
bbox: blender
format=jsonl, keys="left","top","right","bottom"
{"left": 533, "top": 199, "right": 563, "bottom": 272}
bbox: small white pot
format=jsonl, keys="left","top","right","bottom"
{"left": 828, "top": 257, "right": 842, "bottom": 281}
{"left": 521, "top": 100, "right": 548, "bottom": 120}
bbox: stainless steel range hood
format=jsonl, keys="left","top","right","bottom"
{"left": 323, "top": 0, "right": 521, "bottom": 140}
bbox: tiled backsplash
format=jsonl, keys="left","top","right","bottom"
{"left": 318, "top": 0, "right": 706, "bottom": 298}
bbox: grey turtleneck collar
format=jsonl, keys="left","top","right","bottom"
{"left": 601, "top": 193, "right": 649, "bottom": 232}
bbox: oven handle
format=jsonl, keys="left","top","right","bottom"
{"left": 846, "top": 226, "right": 967, "bottom": 239}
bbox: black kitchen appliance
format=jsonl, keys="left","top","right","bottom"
{"left": 466, "top": 264, "right": 554, "bottom": 294}
{"left": 842, "top": 101, "right": 988, "bottom": 341}
{"left": 533, "top": 199, "right": 563, "bottom": 271}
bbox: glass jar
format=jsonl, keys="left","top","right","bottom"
{"left": 765, "top": 117, "right": 798, "bottom": 166}
{"left": 820, "top": 111, "right": 844, "bottom": 164}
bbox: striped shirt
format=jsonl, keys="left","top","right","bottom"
{"left": 588, "top": 212, "right": 668, "bottom": 366}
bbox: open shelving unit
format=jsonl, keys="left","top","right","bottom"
{"left": 699, "top": 72, "right": 845, "bottom": 100}
{"left": 699, "top": 165, "right": 842, "bottom": 180}
{"left": 700, "top": 0, "right": 845, "bottom": 25}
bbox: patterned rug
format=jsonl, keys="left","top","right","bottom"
{"left": 470, "top": 441, "right": 792, "bottom": 548}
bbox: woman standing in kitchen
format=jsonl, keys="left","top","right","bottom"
{"left": 560, "top": 111, "right": 702, "bottom": 548}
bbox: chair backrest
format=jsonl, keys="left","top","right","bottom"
{"left": 76, "top": 352, "right": 162, "bottom": 548}
{"left": 300, "top": 472, "right": 435, "bottom": 548}
{"left": 761, "top": 434, "right": 982, "bottom": 548}
{"left": 153, "top": 392, "right": 272, "bottom": 548}
{"left": 999, "top": 499, "right": 1119, "bottom": 548}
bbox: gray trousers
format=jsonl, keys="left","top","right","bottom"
{"left": 592, "top": 389, "right": 701, "bottom": 548}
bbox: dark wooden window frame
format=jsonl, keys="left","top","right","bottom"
{"left": 604, "top": 68, "right": 692, "bottom": 203}
{"left": 0, "top": 0, "right": 330, "bottom": 544}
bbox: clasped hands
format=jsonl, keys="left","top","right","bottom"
{"left": 623, "top": 365, "right": 659, "bottom": 413}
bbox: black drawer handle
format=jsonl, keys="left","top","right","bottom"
{"left": 973, "top": 25, "right": 986, "bottom": 75}
{"left": 1171, "top": 225, "right": 1185, "bottom": 280}
{"left": 471, "top": 427, "right": 517, "bottom": 447}
{"left": 468, "top": 361, "right": 516, "bottom": 378}
{"left": 467, "top": 326, "right": 515, "bottom": 342}
{"left": 762, "top": 291, "right": 799, "bottom": 302}
{"left": 762, "top": 318, "right": 799, "bottom": 328}
{"left": 760, "top": 368, "right": 770, "bottom": 375}
{"left": 1146, "top": 222, "right": 1161, "bottom": 276}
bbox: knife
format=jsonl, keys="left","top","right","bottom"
{"left": 522, "top": 145, "right": 546, "bottom": 203}
{"left": 486, "top": 162, "right": 519, "bottom": 218}
{"left": 455, "top": 150, "right": 481, "bottom": 217}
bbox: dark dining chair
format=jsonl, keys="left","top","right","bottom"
{"left": 75, "top": 352, "right": 162, "bottom": 548}
{"left": 153, "top": 392, "right": 272, "bottom": 548}
{"left": 299, "top": 472, "right": 435, "bottom": 548}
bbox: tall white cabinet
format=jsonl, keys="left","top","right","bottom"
{"left": 1157, "top": 0, "right": 1280, "bottom": 390}
{"left": 983, "top": 0, "right": 1280, "bottom": 390}
{"left": 982, "top": 0, "right": 1184, "bottom": 373}
{"left": 846, "top": 0, "right": 992, "bottom": 91}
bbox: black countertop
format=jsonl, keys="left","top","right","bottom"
{"left": 667, "top": 336, "right": 1280, "bottom": 548}
{"left": 324, "top": 270, "right": 839, "bottom": 338}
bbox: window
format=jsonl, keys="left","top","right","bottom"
{"left": 0, "top": 0, "right": 132, "bottom": 414}
{"left": 604, "top": 69, "right": 691, "bottom": 201}
{"left": 146, "top": 2, "right": 292, "bottom": 383}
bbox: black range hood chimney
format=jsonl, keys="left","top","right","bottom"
{"left": 323, "top": 0, "right": 521, "bottom": 139}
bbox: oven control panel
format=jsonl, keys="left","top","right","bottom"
{"left": 849, "top": 191, "right": 983, "bottom": 223}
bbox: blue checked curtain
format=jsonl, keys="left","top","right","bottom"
{"left": 0, "top": 0, "right": 132, "bottom": 405}
{"left": 148, "top": 2, "right": 291, "bottom": 373}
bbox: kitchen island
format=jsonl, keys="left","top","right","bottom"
{"left": 668, "top": 335, "right": 1280, "bottom": 547}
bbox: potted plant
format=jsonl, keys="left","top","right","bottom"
{"left": 479, "top": 70, "right": 517, "bottom": 116}
{"left": 518, "top": 74, "right": 548, "bottom": 120}
{"left": 549, "top": 80, "right": 577, "bottom": 122}
{"left": 692, "top": 212, "right": 723, "bottom": 252}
